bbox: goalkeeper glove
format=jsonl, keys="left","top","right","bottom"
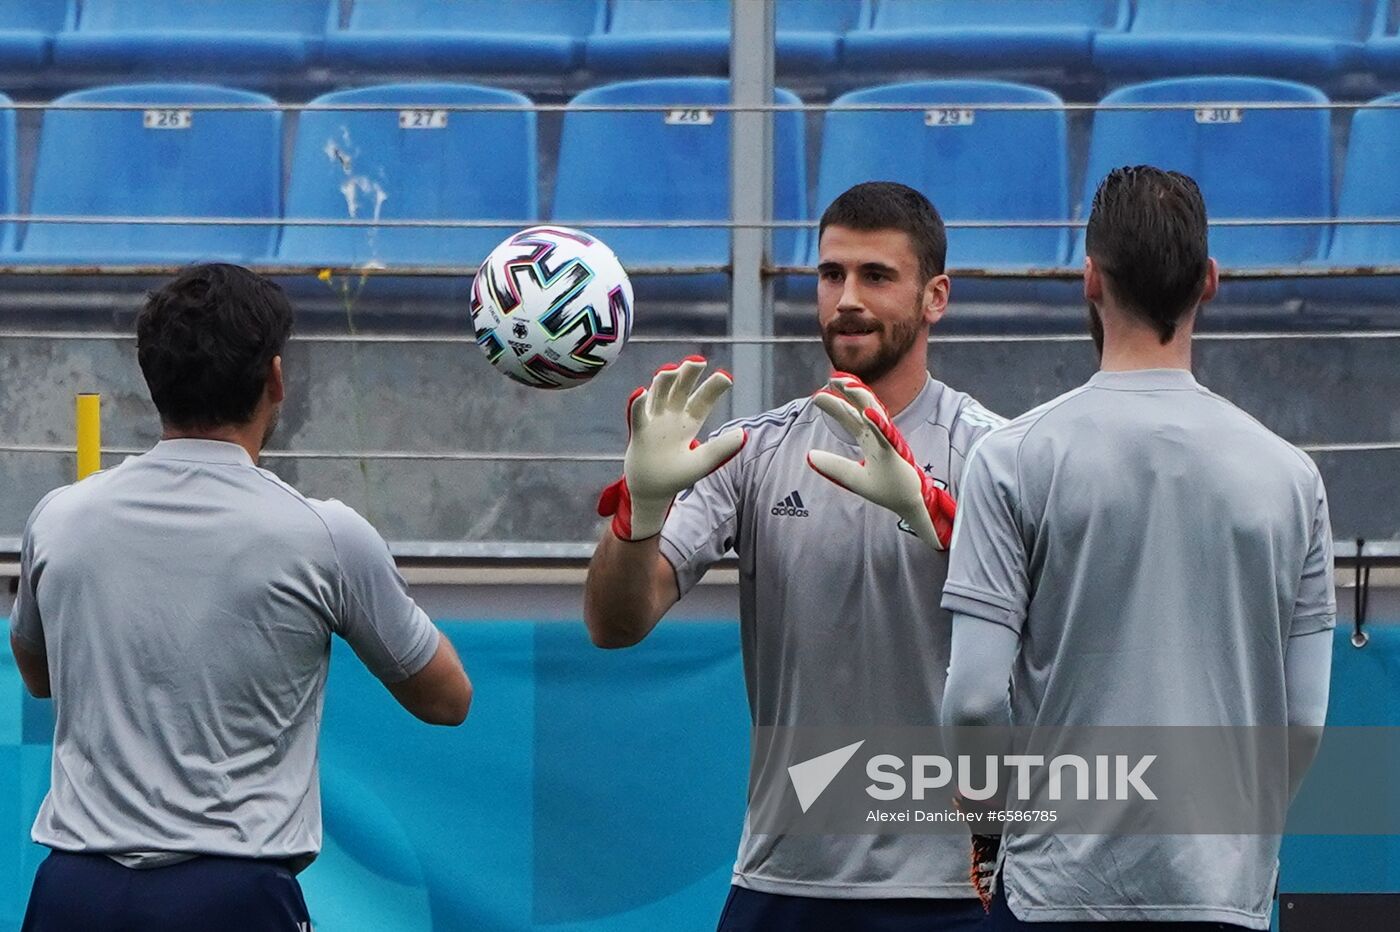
{"left": 597, "top": 356, "right": 746, "bottom": 541}
{"left": 806, "top": 372, "right": 957, "bottom": 551}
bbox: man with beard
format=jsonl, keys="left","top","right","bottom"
{"left": 940, "top": 167, "right": 1335, "bottom": 928}
{"left": 584, "top": 182, "right": 1003, "bottom": 931}
{"left": 9, "top": 263, "right": 471, "bottom": 930}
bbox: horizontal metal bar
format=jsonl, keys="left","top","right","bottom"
{"left": 1299, "top": 441, "right": 1400, "bottom": 453}
{"left": 0, "top": 538, "right": 1393, "bottom": 564}
{"left": 0, "top": 263, "right": 725, "bottom": 277}
{"left": 0, "top": 444, "right": 625, "bottom": 462}
{"left": 1334, "top": 540, "right": 1400, "bottom": 560}
{"left": 0, "top": 440, "right": 1395, "bottom": 460}
{"left": 3, "top": 330, "right": 1400, "bottom": 345}
{"left": 13, "top": 100, "right": 1400, "bottom": 114}
{"left": 0, "top": 260, "right": 1397, "bottom": 281}
{"left": 0, "top": 214, "right": 1395, "bottom": 229}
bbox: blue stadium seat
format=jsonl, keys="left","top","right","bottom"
{"left": 1327, "top": 92, "right": 1400, "bottom": 268}
{"left": 323, "top": 1, "right": 602, "bottom": 74}
{"left": 1076, "top": 78, "right": 1331, "bottom": 271}
{"left": 551, "top": 79, "right": 806, "bottom": 301}
{"left": 815, "top": 81, "right": 1068, "bottom": 273}
{"left": 0, "top": 0, "right": 70, "bottom": 70}
{"left": 1094, "top": 1, "right": 1374, "bottom": 79}
{"left": 585, "top": 0, "right": 864, "bottom": 75}
{"left": 1290, "top": 92, "right": 1400, "bottom": 303}
{"left": 21, "top": 84, "right": 282, "bottom": 264}
{"left": 278, "top": 84, "right": 537, "bottom": 270}
{"left": 843, "top": 0, "right": 1128, "bottom": 73}
{"left": 0, "top": 93, "right": 16, "bottom": 253}
{"left": 52, "top": 0, "right": 334, "bottom": 72}
{"left": 1363, "top": 1, "right": 1400, "bottom": 74}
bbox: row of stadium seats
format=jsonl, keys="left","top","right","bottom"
{"left": 2, "top": 1, "right": 1400, "bottom": 80}
{"left": 0, "top": 76, "right": 1397, "bottom": 299}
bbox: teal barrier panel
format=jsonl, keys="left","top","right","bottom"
{"left": 5, "top": 618, "right": 1397, "bottom": 930}
{"left": 0, "top": 645, "right": 52, "bottom": 930}
{"left": 1279, "top": 625, "right": 1400, "bottom": 899}
{"left": 1, "top": 619, "right": 749, "bottom": 931}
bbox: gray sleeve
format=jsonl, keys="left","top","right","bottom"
{"left": 941, "top": 436, "right": 1031, "bottom": 634}
{"left": 1284, "top": 627, "right": 1332, "bottom": 801}
{"left": 317, "top": 501, "right": 441, "bottom": 685}
{"left": 657, "top": 451, "right": 743, "bottom": 597}
{"left": 941, "top": 614, "right": 1018, "bottom": 728}
{"left": 9, "top": 488, "right": 66, "bottom": 654}
{"left": 1290, "top": 471, "right": 1336, "bottom": 636}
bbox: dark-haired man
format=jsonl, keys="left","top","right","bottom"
{"left": 10, "top": 263, "right": 471, "bottom": 931}
{"left": 585, "top": 182, "right": 1003, "bottom": 930}
{"left": 938, "top": 167, "right": 1335, "bottom": 928}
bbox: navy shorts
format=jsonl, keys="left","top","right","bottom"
{"left": 21, "top": 850, "right": 311, "bottom": 932}
{"left": 715, "top": 885, "right": 989, "bottom": 932}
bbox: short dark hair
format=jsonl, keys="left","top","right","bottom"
{"left": 137, "top": 263, "right": 294, "bottom": 429}
{"left": 1085, "top": 165, "right": 1209, "bottom": 344}
{"left": 818, "top": 181, "right": 948, "bottom": 282}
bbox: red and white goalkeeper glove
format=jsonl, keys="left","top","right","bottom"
{"left": 969, "top": 832, "right": 1002, "bottom": 913}
{"left": 805, "top": 372, "right": 957, "bottom": 551}
{"left": 597, "top": 356, "right": 747, "bottom": 541}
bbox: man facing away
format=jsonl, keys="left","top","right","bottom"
{"left": 9, "top": 263, "right": 471, "bottom": 931}
{"left": 938, "top": 167, "right": 1335, "bottom": 929}
{"left": 585, "top": 182, "right": 1005, "bottom": 931}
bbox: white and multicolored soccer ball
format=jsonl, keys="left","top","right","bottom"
{"left": 470, "top": 226, "right": 634, "bottom": 390}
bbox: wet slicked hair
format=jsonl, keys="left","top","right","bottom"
{"left": 1085, "top": 165, "right": 1210, "bottom": 344}
{"left": 819, "top": 181, "right": 947, "bottom": 281}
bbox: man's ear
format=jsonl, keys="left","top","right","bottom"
{"left": 1084, "top": 255, "right": 1103, "bottom": 305}
{"left": 923, "top": 273, "right": 950, "bottom": 326}
{"left": 1199, "top": 257, "right": 1220, "bottom": 306}
{"left": 268, "top": 355, "right": 285, "bottom": 405}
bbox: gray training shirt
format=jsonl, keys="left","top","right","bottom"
{"left": 943, "top": 369, "right": 1336, "bottom": 928}
{"left": 660, "top": 375, "right": 1004, "bottom": 898}
{"left": 9, "top": 439, "right": 441, "bottom": 869}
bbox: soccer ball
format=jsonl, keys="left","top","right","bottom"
{"left": 470, "top": 226, "right": 634, "bottom": 390}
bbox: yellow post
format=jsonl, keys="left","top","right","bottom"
{"left": 76, "top": 393, "right": 100, "bottom": 480}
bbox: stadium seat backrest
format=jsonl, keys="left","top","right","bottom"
{"left": 1079, "top": 77, "right": 1331, "bottom": 266}
{"left": 75, "top": 0, "right": 333, "bottom": 33}
{"left": 607, "top": 0, "right": 862, "bottom": 34}
{"left": 279, "top": 83, "right": 537, "bottom": 267}
{"left": 0, "top": 92, "right": 17, "bottom": 252}
{"left": 870, "top": 0, "right": 1126, "bottom": 30}
{"left": 1127, "top": 0, "right": 1374, "bottom": 39}
{"left": 345, "top": 0, "right": 603, "bottom": 35}
{"left": 24, "top": 84, "right": 281, "bottom": 260}
{"left": 816, "top": 81, "right": 1067, "bottom": 267}
{"left": 552, "top": 78, "right": 806, "bottom": 268}
{"left": 606, "top": 0, "right": 726, "bottom": 32}
{"left": 1329, "top": 92, "right": 1400, "bottom": 263}
{"left": 0, "top": 0, "right": 71, "bottom": 31}
{"left": 778, "top": 0, "right": 864, "bottom": 33}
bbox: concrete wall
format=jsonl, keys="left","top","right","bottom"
{"left": 0, "top": 295, "right": 1395, "bottom": 550}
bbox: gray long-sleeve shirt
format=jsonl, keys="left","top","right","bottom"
{"left": 942, "top": 368, "right": 1336, "bottom": 928}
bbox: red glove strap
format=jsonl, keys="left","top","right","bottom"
{"left": 596, "top": 475, "right": 636, "bottom": 540}
{"left": 864, "top": 404, "right": 957, "bottom": 549}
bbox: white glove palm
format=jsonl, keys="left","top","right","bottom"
{"left": 598, "top": 356, "right": 747, "bottom": 540}
{"left": 806, "top": 374, "right": 956, "bottom": 551}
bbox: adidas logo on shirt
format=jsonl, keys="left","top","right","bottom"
{"left": 771, "top": 491, "right": 810, "bottom": 518}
